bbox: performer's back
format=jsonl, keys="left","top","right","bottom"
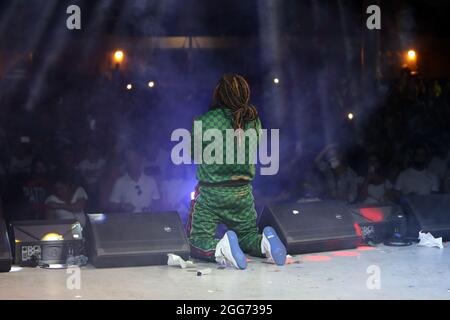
{"left": 193, "top": 107, "right": 261, "bottom": 184}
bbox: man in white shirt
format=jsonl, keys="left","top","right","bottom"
{"left": 109, "top": 147, "right": 160, "bottom": 213}
{"left": 395, "top": 145, "right": 439, "bottom": 196}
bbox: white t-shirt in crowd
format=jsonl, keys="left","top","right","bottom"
{"left": 395, "top": 168, "right": 439, "bottom": 196}
{"left": 78, "top": 158, "right": 106, "bottom": 185}
{"left": 45, "top": 187, "right": 88, "bottom": 226}
{"left": 364, "top": 180, "right": 393, "bottom": 204}
{"left": 109, "top": 173, "right": 160, "bottom": 213}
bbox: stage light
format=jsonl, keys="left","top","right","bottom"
{"left": 191, "top": 191, "right": 195, "bottom": 200}
{"left": 114, "top": 50, "right": 124, "bottom": 63}
{"left": 407, "top": 50, "right": 416, "bottom": 61}
{"left": 148, "top": 81, "right": 155, "bottom": 88}
{"left": 42, "top": 233, "right": 63, "bottom": 241}
{"left": 273, "top": 78, "right": 280, "bottom": 84}
{"left": 347, "top": 112, "right": 354, "bottom": 120}
{"left": 126, "top": 83, "right": 133, "bottom": 90}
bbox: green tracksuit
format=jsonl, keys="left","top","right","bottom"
{"left": 187, "top": 107, "right": 264, "bottom": 260}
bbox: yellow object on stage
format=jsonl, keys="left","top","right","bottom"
{"left": 41, "top": 233, "right": 63, "bottom": 241}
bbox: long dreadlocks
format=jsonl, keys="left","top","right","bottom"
{"left": 211, "top": 74, "right": 259, "bottom": 130}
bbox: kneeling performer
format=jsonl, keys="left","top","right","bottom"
{"left": 187, "top": 74, "right": 287, "bottom": 269}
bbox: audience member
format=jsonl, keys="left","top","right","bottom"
{"left": 44, "top": 175, "right": 88, "bottom": 226}
{"left": 78, "top": 143, "right": 106, "bottom": 209}
{"left": 56, "top": 148, "right": 84, "bottom": 187}
{"left": 22, "top": 159, "right": 50, "bottom": 219}
{"left": 359, "top": 154, "right": 393, "bottom": 203}
{"left": 395, "top": 144, "right": 439, "bottom": 196}
{"left": 315, "top": 145, "right": 358, "bottom": 203}
{"left": 109, "top": 147, "right": 160, "bottom": 213}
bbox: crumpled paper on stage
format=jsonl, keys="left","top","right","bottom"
{"left": 167, "top": 254, "right": 196, "bottom": 269}
{"left": 417, "top": 231, "right": 443, "bottom": 249}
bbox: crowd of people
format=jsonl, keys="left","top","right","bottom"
{"left": 0, "top": 135, "right": 195, "bottom": 226}
{"left": 0, "top": 74, "right": 196, "bottom": 225}
{"left": 256, "top": 71, "right": 450, "bottom": 207}
{"left": 1, "top": 70, "right": 450, "bottom": 228}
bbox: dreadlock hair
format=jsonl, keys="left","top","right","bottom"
{"left": 211, "top": 74, "right": 259, "bottom": 129}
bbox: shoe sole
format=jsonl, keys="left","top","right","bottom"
{"left": 263, "top": 227, "right": 287, "bottom": 266}
{"left": 226, "top": 231, "right": 247, "bottom": 270}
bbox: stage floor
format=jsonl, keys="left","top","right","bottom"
{"left": 1, "top": 244, "right": 449, "bottom": 300}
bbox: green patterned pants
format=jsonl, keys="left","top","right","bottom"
{"left": 187, "top": 184, "right": 264, "bottom": 261}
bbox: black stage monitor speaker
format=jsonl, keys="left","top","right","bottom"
{"left": 401, "top": 194, "right": 450, "bottom": 240}
{"left": 348, "top": 203, "right": 407, "bottom": 244}
{"left": 0, "top": 219, "right": 12, "bottom": 272}
{"left": 12, "top": 219, "right": 84, "bottom": 266}
{"left": 86, "top": 212, "right": 190, "bottom": 268}
{"left": 258, "top": 201, "right": 360, "bottom": 254}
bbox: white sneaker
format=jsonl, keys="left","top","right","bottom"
{"left": 215, "top": 231, "right": 247, "bottom": 270}
{"left": 261, "top": 227, "right": 287, "bottom": 266}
